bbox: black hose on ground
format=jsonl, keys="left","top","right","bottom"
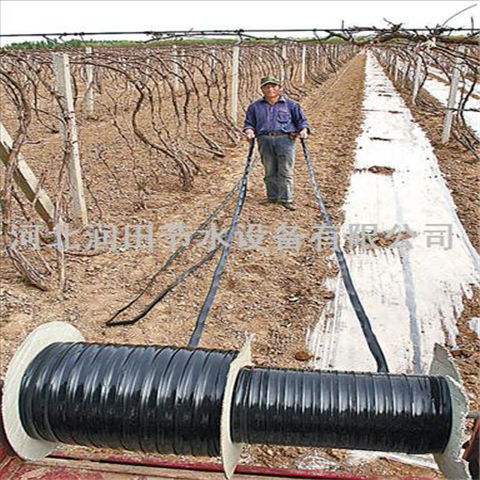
{"left": 188, "top": 138, "right": 255, "bottom": 348}
{"left": 106, "top": 177, "right": 242, "bottom": 326}
{"left": 300, "top": 138, "right": 389, "bottom": 373}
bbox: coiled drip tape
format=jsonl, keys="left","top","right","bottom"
{"left": 19, "top": 343, "right": 237, "bottom": 457}
{"left": 17, "top": 342, "right": 452, "bottom": 458}
{"left": 231, "top": 367, "right": 452, "bottom": 454}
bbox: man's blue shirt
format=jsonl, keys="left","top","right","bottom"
{"left": 243, "top": 95, "right": 310, "bottom": 136}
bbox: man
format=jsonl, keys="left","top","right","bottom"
{"left": 243, "top": 74, "right": 310, "bottom": 211}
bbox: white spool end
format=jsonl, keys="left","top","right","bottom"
{"left": 220, "top": 337, "right": 253, "bottom": 480}
{"left": 429, "top": 343, "right": 471, "bottom": 480}
{"left": 1, "top": 321, "right": 84, "bottom": 460}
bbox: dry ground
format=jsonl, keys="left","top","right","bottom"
{"left": 1, "top": 53, "right": 478, "bottom": 478}
{"left": 388, "top": 70, "right": 480, "bottom": 415}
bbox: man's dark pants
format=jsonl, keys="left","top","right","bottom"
{"left": 257, "top": 135, "right": 296, "bottom": 202}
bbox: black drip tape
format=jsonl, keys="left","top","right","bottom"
{"left": 300, "top": 138, "right": 389, "bottom": 373}
{"left": 231, "top": 367, "right": 452, "bottom": 453}
{"left": 19, "top": 342, "right": 237, "bottom": 456}
{"left": 19, "top": 343, "right": 452, "bottom": 457}
{"left": 188, "top": 138, "right": 255, "bottom": 348}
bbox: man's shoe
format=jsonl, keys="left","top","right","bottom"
{"left": 260, "top": 198, "right": 277, "bottom": 205}
{"left": 280, "top": 201, "right": 296, "bottom": 211}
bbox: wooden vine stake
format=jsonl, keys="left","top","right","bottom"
{"left": 0, "top": 122, "right": 56, "bottom": 229}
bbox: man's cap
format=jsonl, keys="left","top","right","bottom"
{"left": 260, "top": 74, "right": 281, "bottom": 87}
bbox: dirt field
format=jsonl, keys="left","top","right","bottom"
{"left": 389, "top": 69, "right": 480, "bottom": 416}
{"left": 1, "top": 52, "right": 478, "bottom": 478}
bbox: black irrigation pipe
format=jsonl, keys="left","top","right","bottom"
{"left": 300, "top": 138, "right": 389, "bottom": 373}
{"left": 188, "top": 139, "right": 255, "bottom": 348}
{"left": 105, "top": 178, "right": 242, "bottom": 326}
{"left": 106, "top": 245, "right": 221, "bottom": 327}
{"left": 106, "top": 146, "right": 258, "bottom": 328}
{"left": 19, "top": 341, "right": 452, "bottom": 457}
{"left": 447, "top": 107, "right": 480, "bottom": 112}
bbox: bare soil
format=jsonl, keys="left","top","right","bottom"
{"left": 382, "top": 65, "right": 480, "bottom": 474}
{"left": 1, "top": 53, "right": 478, "bottom": 479}
{"left": 394, "top": 80, "right": 480, "bottom": 255}
{"left": 359, "top": 165, "right": 396, "bottom": 175}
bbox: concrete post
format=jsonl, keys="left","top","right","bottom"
{"left": 412, "top": 54, "right": 422, "bottom": 104}
{"left": 52, "top": 52, "right": 88, "bottom": 226}
{"left": 84, "top": 47, "right": 94, "bottom": 116}
{"left": 231, "top": 45, "right": 240, "bottom": 123}
{"left": 301, "top": 44, "right": 306, "bottom": 85}
{"left": 441, "top": 46, "right": 465, "bottom": 143}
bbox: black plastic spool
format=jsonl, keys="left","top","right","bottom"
{"left": 19, "top": 342, "right": 237, "bottom": 457}
{"left": 19, "top": 343, "right": 452, "bottom": 458}
{"left": 231, "top": 367, "right": 452, "bottom": 453}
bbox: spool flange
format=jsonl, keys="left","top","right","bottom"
{"left": 1, "top": 321, "right": 84, "bottom": 460}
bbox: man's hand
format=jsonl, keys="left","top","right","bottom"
{"left": 299, "top": 128, "right": 309, "bottom": 139}
{"left": 244, "top": 128, "right": 255, "bottom": 141}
